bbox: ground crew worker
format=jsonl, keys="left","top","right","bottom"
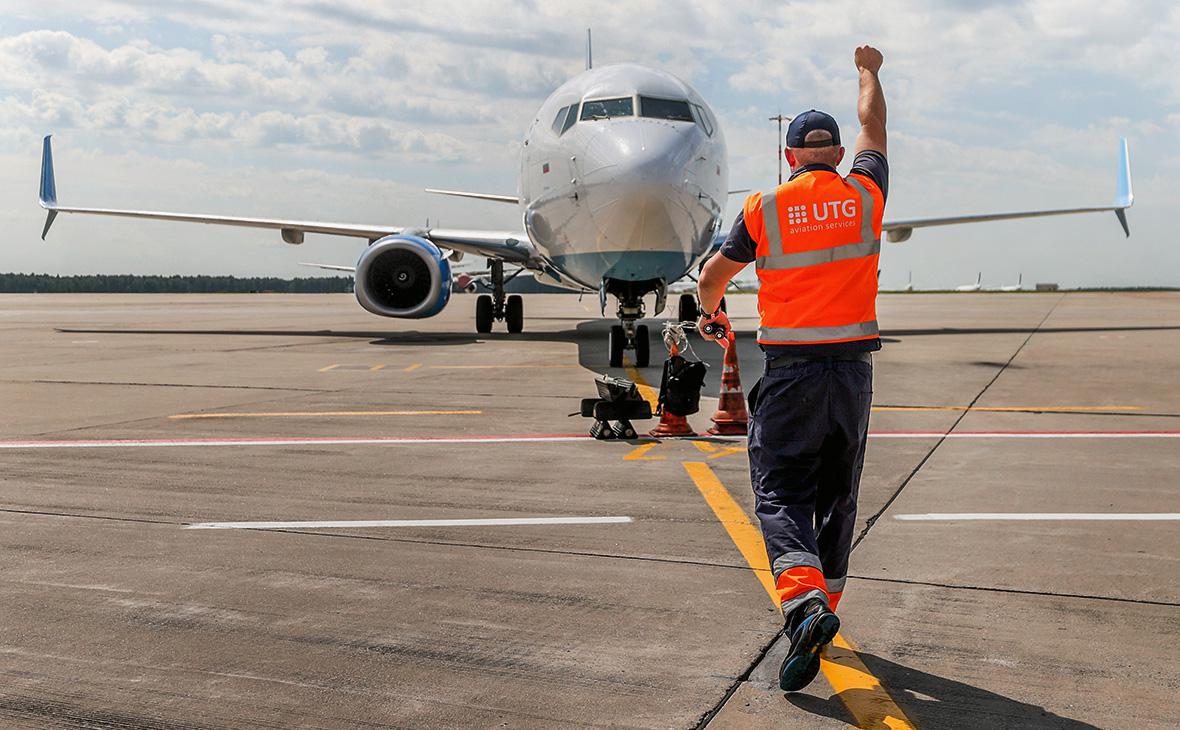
{"left": 696, "top": 45, "right": 888, "bottom": 692}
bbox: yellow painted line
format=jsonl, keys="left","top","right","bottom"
{"left": 822, "top": 634, "right": 915, "bottom": 729}
{"left": 708, "top": 445, "right": 747, "bottom": 460}
{"left": 874, "top": 405, "right": 1141, "bottom": 413}
{"left": 403, "top": 363, "right": 422, "bottom": 372}
{"left": 683, "top": 462, "right": 776, "bottom": 602}
{"left": 624, "top": 442, "right": 666, "bottom": 461}
{"left": 369, "top": 364, "right": 386, "bottom": 372}
{"left": 623, "top": 363, "right": 660, "bottom": 412}
{"left": 682, "top": 461, "right": 914, "bottom": 729}
{"left": 169, "top": 410, "right": 482, "bottom": 420}
{"left": 317, "top": 364, "right": 340, "bottom": 372}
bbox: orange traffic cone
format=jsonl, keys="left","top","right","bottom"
{"left": 649, "top": 341, "right": 697, "bottom": 437}
{"left": 708, "top": 334, "right": 748, "bottom": 436}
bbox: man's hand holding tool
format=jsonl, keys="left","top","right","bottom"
{"left": 697, "top": 307, "right": 732, "bottom": 347}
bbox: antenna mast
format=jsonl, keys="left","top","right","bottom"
{"left": 768, "top": 113, "right": 792, "bottom": 185}
{"left": 586, "top": 28, "right": 593, "bottom": 70}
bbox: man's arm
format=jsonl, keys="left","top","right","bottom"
{"left": 695, "top": 252, "right": 746, "bottom": 344}
{"left": 697, "top": 253, "right": 746, "bottom": 316}
{"left": 853, "top": 45, "right": 886, "bottom": 157}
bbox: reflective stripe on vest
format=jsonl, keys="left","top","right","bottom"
{"left": 755, "top": 177, "right": 879, "bottom": 271}
{"left": 758, "top": 320, "right": 880, "bottom": 343}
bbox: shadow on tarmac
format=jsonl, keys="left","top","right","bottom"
{"left": 786, "top": 652, "right": 1101, "bottom": 729}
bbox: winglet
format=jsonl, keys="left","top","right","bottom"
{"left": 1114, "top": 137, "right": 1132, "bottom": 237}
{"left": 39, "top": 135, "right": 58, "bottom": 239}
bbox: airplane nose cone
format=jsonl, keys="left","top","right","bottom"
{"left": 566, "top": 120, "right": 720, "bottom": 283}
{"left": 578, "top": 122, "right": 696, "bottom": 182}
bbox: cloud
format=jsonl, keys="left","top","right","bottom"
{"left": 0, "top": 0, "right": 1174, "bottom": 285}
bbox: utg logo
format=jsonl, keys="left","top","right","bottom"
{"left": 813, "top": 199, "right": 858, "bottom": 221}
{"left": 787, "top": 204, "right": 808, "bottom": 225}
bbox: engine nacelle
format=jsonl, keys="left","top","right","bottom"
{"left": 354, "top": 235, "right": 451, "bottom": 318}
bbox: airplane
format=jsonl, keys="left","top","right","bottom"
{"left": 956, "top": 272, "right": 983, "bottom": 292}
{"left": 36, "top": 39, "right": 1135, "bottom": 368}
{"left": 999, "top": 273, "right": 1023, "bottom": 292}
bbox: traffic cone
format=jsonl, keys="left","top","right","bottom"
{"left": 708, "top": 334, "right": 748, "bottom": 436}
{"left": 649, "top": 341, "right": 697, "bottom": 437}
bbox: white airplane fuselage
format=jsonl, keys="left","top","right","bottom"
{"left": 517, "top": 64, "right": 727, "bottom": 292}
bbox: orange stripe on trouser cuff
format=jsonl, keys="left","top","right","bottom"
{"left": 829, "top": 591, "right": 843, "bottom": 611}
{"left": 776, "top": 565, "right": 829, "bottom": 611}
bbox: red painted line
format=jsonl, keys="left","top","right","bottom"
{"left": 0, "top": 434, "right": 591, "bottom": 449}
{"left": 875, "top": 431, "right": 1180, "bottom": 438}
{"left": 0, "top": 431, "right": 1177, "bottom": 450}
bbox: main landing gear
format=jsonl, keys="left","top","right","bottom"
{"left": 475, "top": 260, "right": 524, "bottom": 334}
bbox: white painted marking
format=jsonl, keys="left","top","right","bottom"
{"left": 896, "top": 513, "right": 1180, "bottom": 521}
{"left": 187, "top": 516, "right": 634, "bottom": 530}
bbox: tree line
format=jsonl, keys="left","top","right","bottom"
{"left": 0, "top": 273, "right": 353, "bottom": 293}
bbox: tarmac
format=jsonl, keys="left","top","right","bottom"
{"left": 0, "top": 291, "right": 1177, "bottom": 729}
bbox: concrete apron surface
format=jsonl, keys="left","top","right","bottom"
{"left": 0, "top": 292, "right": 1177, "bottom": 729}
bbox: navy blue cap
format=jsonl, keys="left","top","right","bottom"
{"left": 786, "top": 110, "right": 841, "bottom": 148}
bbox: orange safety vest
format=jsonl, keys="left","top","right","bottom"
{"left": 743, "top": 169, "right": 884, "bottom": 346}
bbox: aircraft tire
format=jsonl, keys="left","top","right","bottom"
{"left": 678, "top": 293, "right": 698, "bottom": 323}
{"left": 475, "top": 294, "right": 494, "bottom": 333}
{"left": 608, "top": 325, "right": 625, "bottom": 368}
{"left": 635, "top": 324, "right": 650, "bottom": 367}
{"left": 505, "top": 295, "right": 524, "bottom": 333}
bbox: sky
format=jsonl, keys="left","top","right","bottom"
{"left": 0, "top": 0, "right": 1176, "bottom": 289}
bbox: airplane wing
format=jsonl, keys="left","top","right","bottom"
{"left": 299, "top": 263, "right": 356, "bottom": 273}
{"left": 424, "top": 188, "right": 520, "bottom": 205}
{"left": 38, "top": 136, "right": 537, "bottom": 265}
{"left": 882, "top": 138, "right": 1133, "bottom": 242}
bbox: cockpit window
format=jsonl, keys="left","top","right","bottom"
{"left": 560, "top": 104, "right": 578, "bottom": 133}
{"left": 551, "top": 105, "right": 570, "bottom": 134}
{"left": 639, "top": 96, "right": 694, "bottom": 122}
{"left": 692, "top": 103, "right": 714, "bottom": 137}
{"left": 580, "top": 97, "right": 634, "bottom": 121}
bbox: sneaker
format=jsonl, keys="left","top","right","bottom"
{"left": 778, "top": 597, "right": 840, "bottom": 692}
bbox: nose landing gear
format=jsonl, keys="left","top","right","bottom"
{"left": 604, "top": 278, "right": 663, "bottom": 368}
{"left": 475, "top": 260, "right": 524, "bottom": 334}
{"left": 609, "top": 320, "right": 649, "bottom": 368}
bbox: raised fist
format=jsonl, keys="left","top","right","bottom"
{"left": 855, "top": 45, "right": 883, "bottom": 74}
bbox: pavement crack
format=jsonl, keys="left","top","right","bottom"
{"left": 219, "top": 527, "right": 762, "bottom": 572}
{"left": 0, "top": 506, "right": 176, "bottom": 526}
{"left": 8, "top": 378, "right": 329, "bottom": 392}
{"left": 852, "top": 293, "right": 1067, "bottom": 551}
{"left": 850, "top": 574, "right": 1180, "bottom": 608}
{"left": 694, "top": 628, "right": 784, "bottom": 729}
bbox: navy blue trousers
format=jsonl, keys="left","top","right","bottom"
{"left": 746, "top": 355, "right": 873, "bottom": 618}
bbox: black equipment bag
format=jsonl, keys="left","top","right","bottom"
{"left": 656, "top": 354, "right": 708, "bottom": 416}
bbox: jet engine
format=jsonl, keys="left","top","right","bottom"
{"left": 354, "top": 235, "right": 452, "bottom": 318}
